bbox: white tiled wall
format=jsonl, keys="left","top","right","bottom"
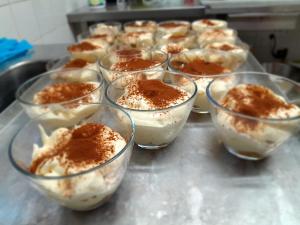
{"left": 0, "top": 0, "right": 86, "bottom": 45}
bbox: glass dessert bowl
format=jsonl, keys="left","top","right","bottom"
{"left": 98, "top": 49, "right": 168, "bottom": 82}
{"left": 169, "top": 49, "right": 237, "bottom": 113}
{"left": 192, "top": 19, "right": 227, "bottom": 33}
{"left": 16, "top": 68, "right": 104, "bottom": 127}
{"left": 207, "top": 71, "right": 300, "bottom": 160}
{"left": 197, "top": 28, "right": 237, "bottom": 48}
{"left": 106, "top": 70, "right": 197, "bottom": 149}
{"left": 9, "top": 103, "right": 134, "bottom": 211}
{"left": 89, "top": 21, "right": 122, "bottom": 36}
{"left": 157, "top": 20, "right": 190, "bottom": 35}
{"left": 117, "top": 31, "right": 154, "bottom": 49}
{"left": 124, "top": 20, "right": 157, "bottom": 33}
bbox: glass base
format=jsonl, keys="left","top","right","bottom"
{"left": 137, "top": 143, "right": 169, "bottom": 150}
{"left": 225, "top": 145, "right": 266, "bottom": 161}
{"left": 192, "top": 107, "right": 209, "bottom": 114}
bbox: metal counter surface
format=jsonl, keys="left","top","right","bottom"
{"left": 2, "top": 54, "right": 300, "bottom": 225}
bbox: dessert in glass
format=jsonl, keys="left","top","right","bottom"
{"left": 106, "top": 70, "right": 197, "bottom": 149}
{"left": 207, "top": 71, "right": 300, "bottom": 160}
{"left": 117, "top": 31, "right": 154, "bottom": 49}
{"left": 82, "top": 33, "right": 115, "bottom": 46}
{"left": 155, "top": 31, "right": 197, "bottom": 49}
{"left": 52, "top": 58, "right": 100, "bottom": 82}
{"left": 16, "top": 68, "right": 104, "bottom": 127}
{"left": 158, "top": 20, "right": 190, "bottom": 35}
{"left": 204, "top": 42, "right": 249, "bottom": 69}
{"left": 157, "top": 43, "right": 188, "bottom": 56}
{"left": 98, "top": 49, "right": 168, "bottom": 82}
{"left": 192, "top": 19, "right": 227, "bottom": 33}
{"left": 169, "top": 49, "right": 234, "bottom": 113}
{"left": 9, "top": 103, "right": 134, "bottom": 210}
{"left": 197, "top": 28, "right": 237, "bottom": 48}
{"left": 89, "top": 21, "right": 122, "bottom": 36}
{"left": 124, "top": 20, "right": 157, "bottom": 33}
{"left": 67, "top": 41, "right": 107, "bottom": 62}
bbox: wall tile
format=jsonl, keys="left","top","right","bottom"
{"left": 32, "top": 0, "right": 55, "bottom": 36}
{"left": 0, "top": 0, "right": 9, "bottom": 6}
{"left": 51, "top": 0, "right": 68, "bottom": 26}
{"left": 0, "top": 5, "right": 19, "bottom": 39}
{"left": 42, "top": 24, "right": 74, "bottom": 44}
{"left": 10, "top": 0, "right": 40, "bottom": 42}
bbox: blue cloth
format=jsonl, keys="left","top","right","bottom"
{"left": 0, "top": 38, "right": 32, "bottom": 65}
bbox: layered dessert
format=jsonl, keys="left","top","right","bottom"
{"left": 215, "top": 84, "right": 300, "bottom": 159}
{"left": 30, "top": 123, "right": 127, "bottom": 210}
{"left": 158, "top": 43, "right": 188, "bottom": 55}
{"left": 67, "top": 42, "right": 106, "bottom": 62}
{"left": 28, "top": 82, "right": 102, "bottom": 127}
{"left": 99, "top": 50, "right": 167, "bottom": 82}
{"left": 204, "top": 42, "right": 249, "bottom": 69}
{"left": 192, "top": 19, "right": 227, "bottom": 33}
{"left": 124, "top": 20, "right": 157, "bottom": 33}
{"left": 83, "top": 34, "right": 115, "bottom": 45}
{"left": 169, "top": 50, "right": 231, "bottom": 112}
{"left": 116, "top": 78, "right": 192, "bottom": 147}
{"left": 89, "top": 22, "right": 121, "bottom": 36}
{"left": 158, "top": 20, "right": 190, "bottom": 35}
{"left": 156, "top": 32, "right": 196, "bottom": 49}
{"left": 118, "top": 31, "right": 154, "bottom": 48}
{"left": 52, "top": 59, "right": 99, "bottom": 82}
{"left": 197, "top": 28, "right": 237, "bottom": 47}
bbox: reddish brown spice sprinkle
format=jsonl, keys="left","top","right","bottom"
{"left": 113, "top": 58, "right": 160, "bottom": 71}
{"left": 171, "top": 59, "right": 226, "bottom": 75}
{"left": 35, "top": 83, "right": 96, "bottom": 104}
{"left": 126, "top": 31, "right": 146, "bottom": 37}
{"left": 63, "top": 59, "right": 89, "bottom": 69}
{"left": 29, "top": 123, "right": 121, "bottom": 173}
{"left": 159, "top": 22, "right": 185, "bottom": 28}
{"left": 90, "top": 34, "right": 107, "bottom": 39}
{"left": 67, "top": 42, "right": 98, "bottom": 52}
{"left": 221, "top": 84, "right": 295, "bottom": 131}
{"left": 167, "top": 45, "right": 184, "bottom": 54}
{"left": 169, "top": 34, "right": 186, "bottom": 41}
{"left": 218, "top": 44, "right": 235, "bottom": 51}
{"left": 202, "top": 19, "right": 216, "bottom": 26}
{"left": 136, "top": 80, "right": 186, "bottom": 108}
{"left": 116, "top": 49, "right": 141, "bottom": 56}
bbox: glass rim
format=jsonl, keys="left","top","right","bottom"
{"left": 158, "top": 20, "right": 191, "bottom": 27}
{"left": 97, "top": 49, "right": 168, "bottom": 73}
{"left": 8, "top": 103, "right": 135, "bottom": 180}
{"left": 206, "top": 71, "right": 300, "bottom": 122}
{"left": 105, "top": 69, "right": 198, "bottom": 112}
{"left": 168, "top": 49, "right": 234, "bottom": 78}
{"left": 15, "top": 68, "right": 104, "bottom": 107}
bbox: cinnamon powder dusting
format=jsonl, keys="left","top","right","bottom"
{"left": 171, "top": 59, "right": 227, "bottom": 75}
{"left": 67, "top": 42, "right": 98, "bottom": 52}
{"left": 35, "top": 83, "right": 96, "bottom": 104}
{"left": 30, "top": 123, "right": 120, "bottom": 173}
{"left": 90, "top": 34, "right": 107, "bottom": 39}
{"left": 221, "top": 84, "right": 295, "bottom": 131}
{"left": 202, "top": 19, "right": 216, "bottom": 26}
{"left": 219, "top": 44, "right": 235, "bottom": 51}
{"left": 63, "top": 59, "right": 89, "bottom": 69}
{"left": 160, "top": 22, "right": 185, "bottom": 28}
{"left": 169, "top": 34, "right": 186, "bottom": 41}
{"left": 116, "top": 49, "right": 141, "bottom": 57}
{"left": 112, "top": 58, "right": 160, "bottom": 71}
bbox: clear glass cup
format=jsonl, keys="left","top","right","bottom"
{"left": 123, "top": 20, "right": 157, "bottom": 33}
{"left": 207, "top": 71, "right": 300, "bottom": 160}
{"left": 192, "top": 19, "right": 228, "bottom": 33}
{"left": 105, "top": 70, "right": 197, "bottom": 149}
{"left": 98, "top": 49, "right": 168, "bottom": 82}
{"left": 168, "top": 49, "right": 236, "bottom": 114}
{"left": 16, "top": 68, "right": 104, "bottom": 127}
{"left": 157, "top": 20, "right": 190, "bottom": 35}
{"left": 197, "top": 28, "right": 237, "bottom": 48}
{"left": 9, "top": 103, "right": 135, "bottom": 211}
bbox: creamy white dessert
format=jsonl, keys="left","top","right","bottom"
{"left": 124, "top": 20, "right": 157, "bottom": 33}
{"left": 170, "top": 52, "right": 231, "bottom": 112}
{"left": 30, "top": 123, "right": 127, "bottom": 210}
{"left": 192, "top": 19, "right": 227, "bottom": 33}
{"left": 197, "top": 28, "right": 237, "bottom": 48}
{"left": 26, "top": 82, "right": 102, "bottom": 127}
{"left": 52, "top": 59, "right": 99, "bottom": 82}
{"left": 159, "top": 43, "right": 188, "bottom": 55}
{"left": 67, "top": 42, "right": 106, "bottom": 62}
{"left": 204, "top": 42, "right": 249, "bottom": 69}
{"left": 90, "top": 23, "right": 120, "bottom": 36}
{"left": 158, "top": 21, "right": 190, "bottom": 35}
{"left": 215, "top": 84, "right": 300, "bottom": 159}
{"left": 116, "top": 79, "right": 192, "bottom": 147}
{"left": 100, "top": 51, "right": 166, "bottom": 82}
{"left": 118, "top": 31, "right": 154, "bottom": 48}
{"left": 156, "top": 32, "right": 196, "bottom": 49}
{"left": 83, "top": 34, "right": 115, "bottom": 45}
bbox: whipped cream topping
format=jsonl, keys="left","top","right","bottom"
{"left": 221, "top": 84, "right": 300, "bottom": 120}
{"left": 67, "top": 42, "right": 102, "bottom": 52}
{"left": 198, "top": 29, "right": 236, "bottom": 47}
{"left": 111, "top": 58, "right": 161, "bottom": 72}
{"left": 117, "top": 79, "right": 190, "bottom": 110}
{"left": 192, "top": 19, "right": 227, "bottom": 32}
{"left": 30, "top": 123, "right": 126, "bottom": 175}
{"left": 91, "top": 23, "right": 119, "bottom": 36}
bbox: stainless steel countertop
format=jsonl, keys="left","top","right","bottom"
{"left": 2, "top": 53, "right": 300, "bottom": 225}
